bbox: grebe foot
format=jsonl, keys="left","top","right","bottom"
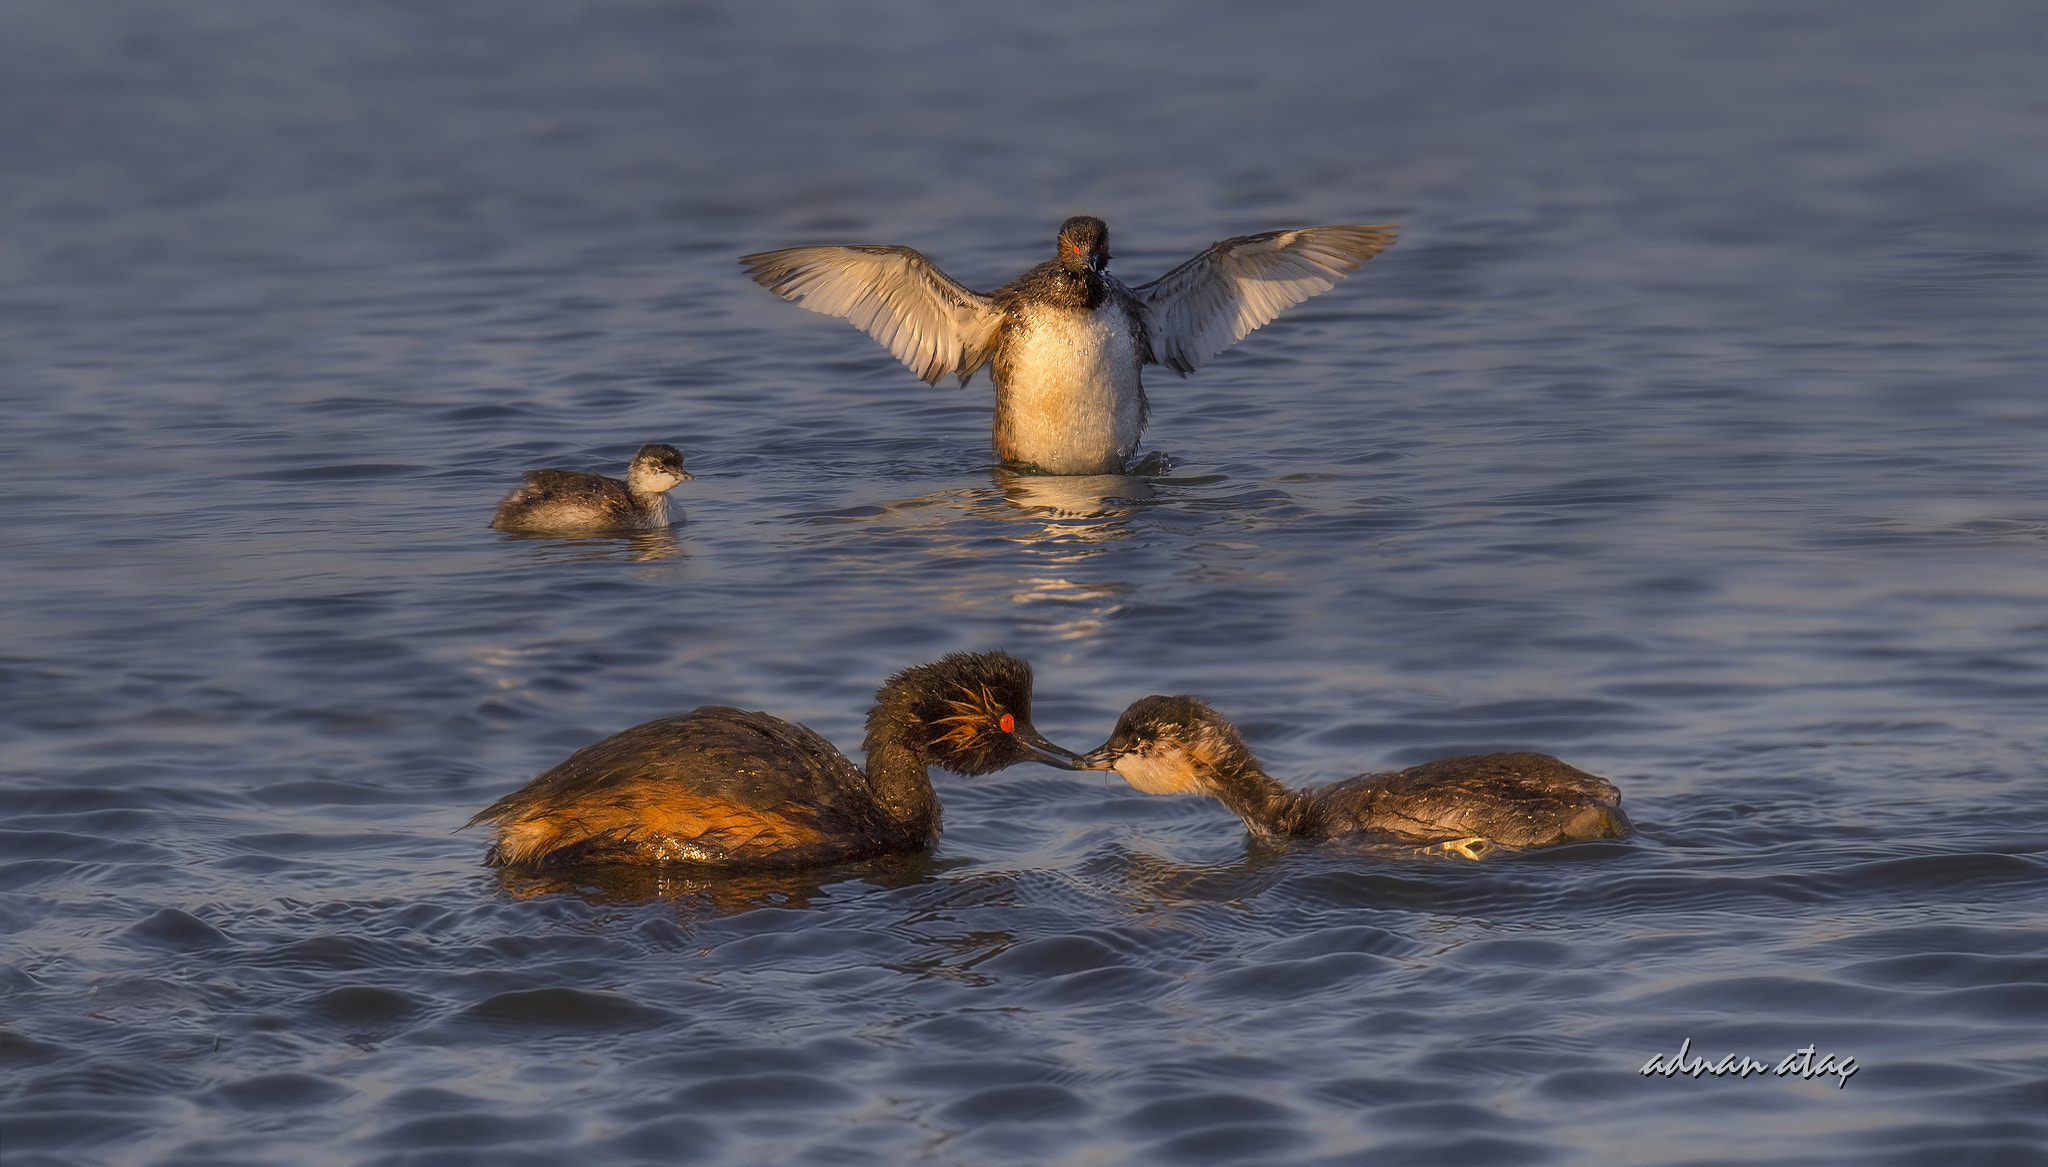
{"left": 1436, "top": 837, "right": 1493, "bottom": 861}
{"left": 1129, "top": 450, "right": 1174, "bottom": 476}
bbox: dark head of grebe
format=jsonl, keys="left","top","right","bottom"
{"left": 741, "top": 217, "right": 1396, "bottom": 476}
{"left": 466, "top": 650, "right": 1084, "bottom": 870}
{"left": 1054, "top": 215, "right": 1110, "bottom": 275}
{"left": 1079, "top": 695, "right": 1631, "bottom": 850}
{"left": 865, "top": 650, "right": 1078, "bottom": 778}
{"left": 490, "top": 442, "right": 693, "bottom": 535}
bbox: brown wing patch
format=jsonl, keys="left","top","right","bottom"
{"left": 1319, "top": 752, "right": 1629, "bottom": 847}
{"left": 467, "top": 706, "right": 899, "bottom": 869}
{"left": 486, "top": 793, "right": 828, "bottom": 868}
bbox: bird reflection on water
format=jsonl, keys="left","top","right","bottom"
{"left": 488, "top": 852, "right": 951, "bottom": 916}
{"left": 483, "top": 833, "right": 1604, "bottom": 927}
{"left": 1084, "top": 836, "right": 1634, "bottom": 921}
{"left": 490, "top": 857, "right": 1026, "bottom": 989}
{"left": 766, "top": 468, "right": 1167, "bottom": 637}
{"left": 987, "top": 465, "right": 1159, "bottom": 523}
{"left": 496, "top": 528, "right": 684, "bottom": 565}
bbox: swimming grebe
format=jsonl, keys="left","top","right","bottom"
{"left": 466, "top": 651, "right": 1083, "bottom": 869}
{"left": 1078, "top": 696, "right": 1631, "bottom": 849}
{"left": 490, "top": 443, "right": 691, "bottom": 534}
{"left": 741, "top": 217, "right": 1396, "bottom": 476}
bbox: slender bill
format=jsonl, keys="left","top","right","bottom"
{"left": 1075, "top": 744, "right": 1121, "bottom": 771}
{"left": 1017, "top": 728, "right": 1089, "bottom": 770}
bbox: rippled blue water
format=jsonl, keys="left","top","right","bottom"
{"left": 4, "top": 1, "right": 2045, "bottom": 1163}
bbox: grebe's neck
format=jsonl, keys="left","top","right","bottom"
{"left": 859, "top": 688, "right": 943, "bottom": 845}
{"left": 625, "top": 490, "right": 671, "bottom": 523}
{"left": 1199, "top": 751, "right": 1322, "bottom": 840}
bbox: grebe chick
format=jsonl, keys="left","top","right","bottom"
{"left": 1079, "top": 696, "right": 1632, "bottom": 849}
{"left": 742, "top": 217, "right": 1396, "bottom": 476}
{"left": 490, "top": 443, "right": 691, "bottom": 534}
{"left": 466, "top": 651, "right": 1083, "bottom": 869}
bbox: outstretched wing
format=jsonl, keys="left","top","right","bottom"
{"left": 1135, "top": 225, "right": 1397, "bottom": 375}
{"left": 741, "top": 245, "right": 1003, "bottom": 386}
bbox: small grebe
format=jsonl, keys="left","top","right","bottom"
{"left": 466, "top": 651, "right": 1082, "bottom": 869}
{"left": 1079, "top": 695, "right": 1631, "bottom": 849}
{"left": 490, "top": 443, "right": 691, "bottom": 534}
{"left": 741, "top": 217, "right": 1396, "bottom": 476}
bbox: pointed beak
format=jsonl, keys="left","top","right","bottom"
{"left": 1075, "top": 743, "right": 1121, "bottom": 771}
{"left": 678, "top": 470, "right": 696, "bottom": 481}
{"left": 1016, "top": 727, "right": 1087, "bottom": 770}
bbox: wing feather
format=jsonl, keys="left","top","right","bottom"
{"left": 741, "top": 245, "right": 1002, "bottom": 386}
{"left": 1136, "top": 224, "right": 1396, "bottom": 375}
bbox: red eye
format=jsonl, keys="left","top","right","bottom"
{"left": 999, "top": 713, "right": 1015, "bottom": 733}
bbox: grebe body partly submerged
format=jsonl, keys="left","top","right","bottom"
{"left": 742, "top": 217, "right": 1395, "bottom": 475}
{"left": 466, "top": 651, "right": 1082, "bottom": 869}
{"left": 490, "top": 443, "right": 691, "bottom": 534}
{"left": 1080, "top": 695, "right": 1631, "bottom": 849}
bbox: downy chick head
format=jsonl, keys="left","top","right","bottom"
{"left": 1077, "top": 694, "right": 1258, "bottom": 796}
{"left": 626, "top": 443, "right": 692, "bottom": 495}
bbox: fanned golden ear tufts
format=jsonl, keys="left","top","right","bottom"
{"left": 931, "top": 682, "right": 999, "bottom": 752}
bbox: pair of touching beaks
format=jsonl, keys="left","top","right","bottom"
{"left": 1013, "top": 726, "right": 1138, "bottom": 772}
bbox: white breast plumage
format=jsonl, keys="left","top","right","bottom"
{"left": 993, "top": 301, "right": 1146, "bottom": 476}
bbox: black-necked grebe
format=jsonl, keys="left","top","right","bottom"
{"left": 741, "top": 217, "right": 1396, "bottom": 476}
{"left": 490, "top": 443, "right": 691, "bottom": 534}
{"left": 466, "top": 651, "right": 1082, "bottom": 869}
{"left": 1079, "top": 695, "right": 1631, "bottom": 849}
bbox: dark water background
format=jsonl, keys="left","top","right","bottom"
{"left": 4, "top": 1, "right": 2046, "bottom": 1163}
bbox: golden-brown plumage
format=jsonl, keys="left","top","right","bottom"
{"left": 467, "top": 653, "right": 1082, "bottom": 870}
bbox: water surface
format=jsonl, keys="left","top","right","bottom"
{"left": 4, "top": 1, "right": 2046, "bottom": 1163}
